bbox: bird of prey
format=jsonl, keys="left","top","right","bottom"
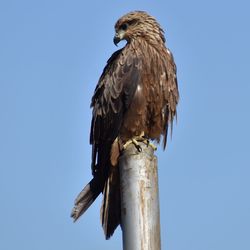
{"left": 71, "top": 11, "right": 179, "bottom": 239}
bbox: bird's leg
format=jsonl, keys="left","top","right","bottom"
{"left": 131, "top": 138, "right": 143, "bottom": 152}
{"left": 142, "top": 137, "right": 157, "bottom": 151}
{"left": 138, "top": 132, "right": 157, "bottom": 150}
{"left": 123, "top": 138, "right": 141, "bottom": 152}
{"left": 122, "top": 132, "right": 157, "bottom": 152}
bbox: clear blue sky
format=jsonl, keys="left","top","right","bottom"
{"left": 0, "top": 1, "right": 249, "bottom": 249}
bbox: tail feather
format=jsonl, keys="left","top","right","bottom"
{"left": 71, "top": 176, "right": 104, "bottom": 221}
{"left": 71, "top": 152, "right": 121, "bottom": 239}
{"left": 101, "top": 166, "right": 121, "bottom": 239}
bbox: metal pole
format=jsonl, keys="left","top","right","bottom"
{"left": 119, "top": 142, "right": 161, "bottom": 250}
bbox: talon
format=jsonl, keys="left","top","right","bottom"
{"left": 132, "top": 139, "right": 142, "bottom": 152}
{"left": 123, "top": 138, "right": 142, "bottom": 152}
{"left": 131, "top": 138, "right": 142, "bottom": 152}
{"left": 139, "top": 138, "right": 157, "bottom": 151}
{"left": 122, "top": 132, "right": 157, "bottom": 152}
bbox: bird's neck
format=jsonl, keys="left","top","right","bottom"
{"left": 129, "top": 36, "right": 166, "bottom": 54}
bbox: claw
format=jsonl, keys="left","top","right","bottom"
{"left": 122, "top": 132, "right": 157, "bottom": 152}
{"left": 131, "top": 138, "right": 142, "bottom": 152}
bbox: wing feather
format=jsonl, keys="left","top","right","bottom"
{"left": 90, "top": 47, "right": 141, "bottom": 170}
{"left": 89, "top": 46, "right": 142, "bottom": 238}
{"left": 162, "top": 48, "right": 179, "bottom": 148}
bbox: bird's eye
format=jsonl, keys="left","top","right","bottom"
{"left": 120, "top": 23, "right": 129, "bottom": 31}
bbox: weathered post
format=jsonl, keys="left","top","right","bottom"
{"left": 119, "top": 142, "right": 161, "bottom": 250}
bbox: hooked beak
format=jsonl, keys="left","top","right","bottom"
{"left": 113, "top": 30, "right": 125, "bottom": 46}
{"left": 113, "top": 34, "right": 120, "bottom": 46}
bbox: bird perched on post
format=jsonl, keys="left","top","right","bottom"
{"left": 71, "top": 11, "right": 179, "bottom": 239}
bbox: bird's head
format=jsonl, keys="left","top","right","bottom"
{"left": 113, "top": 11, "right": 166, "bottom": 46}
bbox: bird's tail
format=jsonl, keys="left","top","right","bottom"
{"left": 71, "top": 175, "right": 104, "bottom": 221}
{"left": 71, "top": 142, "right": 121, "bottom": 239}
{"left": 101, "top": 165, "right": 121, "bottom": 239}
{"left": 71, "top": 170, "right": 121, "bottom": 239}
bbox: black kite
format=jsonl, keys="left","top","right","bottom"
{"left": 71, "top": 11, "right": 179, "bottom": 239}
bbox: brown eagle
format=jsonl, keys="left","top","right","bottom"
{"left": 71, "top": 11, "right": 179, "bottom": 239}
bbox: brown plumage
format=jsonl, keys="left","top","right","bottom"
{"left": 71, "top": 11, "right": 179, "bottom": 239}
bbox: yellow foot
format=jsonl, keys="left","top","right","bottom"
{"left": 122, "top": 132, "right": 157, "bottom": 152}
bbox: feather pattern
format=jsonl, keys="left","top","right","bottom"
{"left": 71, "top": 10, "right": 179, "bottom": 239}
